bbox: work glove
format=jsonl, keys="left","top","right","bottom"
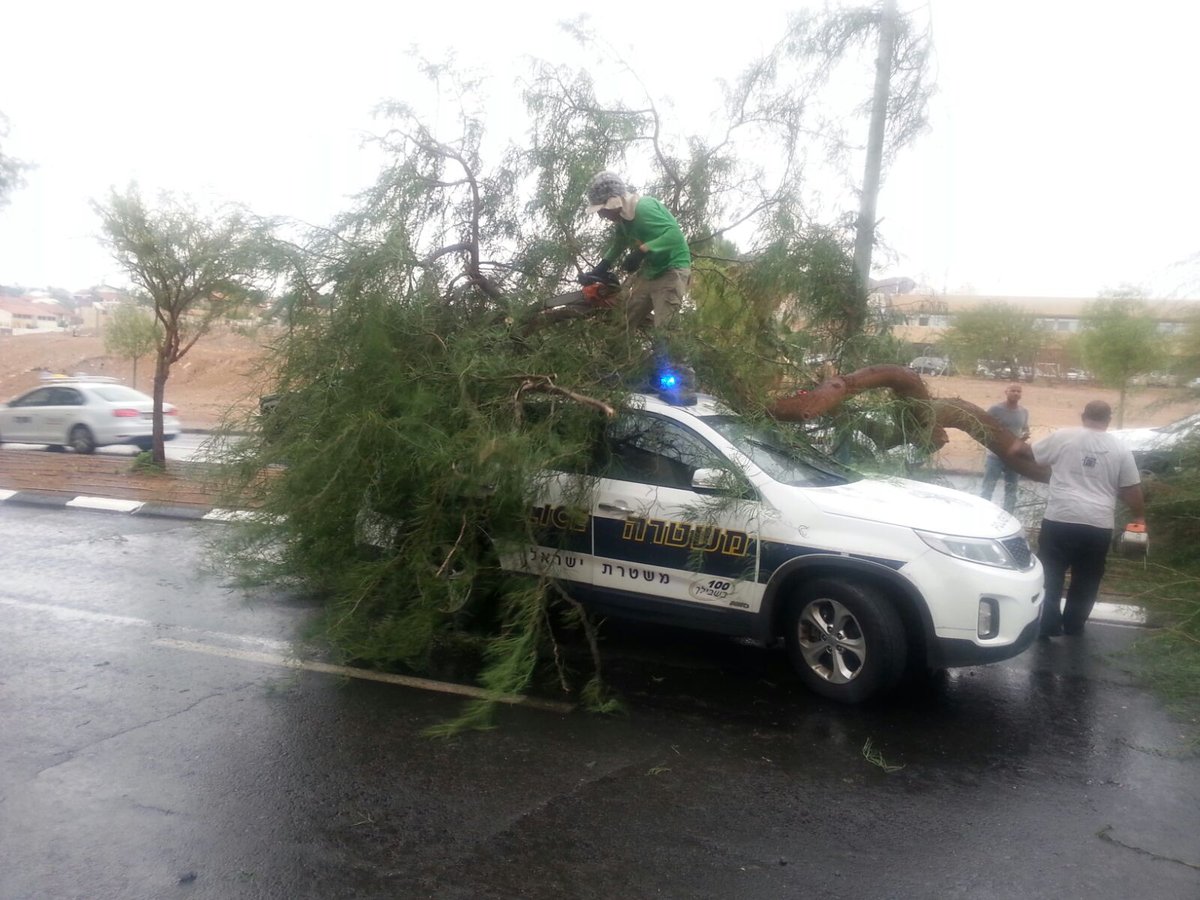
{"left": 579, "top": 258, "right": 619, "bottom": 287}
{"left": 621, "top": 248, "right": 646, "bottom": 273}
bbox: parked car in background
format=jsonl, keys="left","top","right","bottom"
{"left": 908, "top": 356, "right": 955, "bottom": 376}
{"left": 1130, "top": 372, "right": 1183, "bottom": 388}
{"left": 1110, "top": 411, "right": 1200, "bottom": 474}
{"left": 1064, "top": 368, "right": 1094, "bottom": 384}
{"left": 0, "top": 377, "right": 180, "bottom": 453}
{"left": 976, "top": 360, "right": 1034, "bottom": 382}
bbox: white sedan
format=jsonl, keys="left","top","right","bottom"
{"left": 1110, "top": 411, "right": 1200, "bottom": 474}
{"left": 0, "top": 378, "right": 180, "bottom": 453}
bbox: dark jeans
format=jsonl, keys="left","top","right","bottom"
{"left": 980, "top": 454, "right": 1020, "bottom": 512}
{"left": 1037, "top": 518, "right": 1113, "bottom": 634}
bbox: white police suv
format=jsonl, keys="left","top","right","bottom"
{"left": 504, "top": 384, "right": 1044, "bottom": 704}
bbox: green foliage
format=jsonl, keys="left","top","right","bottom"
{"left": 0, "top": 112, "right": 31, "bottom": 210}
{"left": 213, "top": 36, "right": 929, "bottom": 729}
{"left": 130, "top": 450, "right": 164, "bottom": 474}
{"left": 1079, "top": 295, "right": 1165, "bottom": 426}
{"left": 94, "top": 186, "right": 278, "bottom": 464}
{"left": 861, "top": 737, "right": 905, "bottom": 773}
{"left": 783, "top": 4, "right": 934, "bottom": 168}
{"left": 940, "top": 302, "right": 1044, "bottom": 374}
{"left": 1105, "top": 552, "right": 1200, "bottom": 741}
{"left": 1169, "top": 308, "right": 1200, "bottom": 382}
{"left": 1140, "top": 439, "right": 1200, "bottom": 568}
{"left": 104, "top": 301, "right": 159, "bottom": 389}
{"left": 1102, "top": 447, "right": 1200, "bottom": 739}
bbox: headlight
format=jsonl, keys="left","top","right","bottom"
{"left": 915, "top": 530, "right": 1021, "bottom": 570}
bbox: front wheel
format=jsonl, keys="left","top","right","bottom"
{"left": 785, "top": 578, "right": 907, "bottom": 703}
{"left": 69, "top": 425, "right": 97, "bottom": 454}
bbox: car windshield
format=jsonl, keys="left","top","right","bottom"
{"left": 1159, "top": 413, "right": 1200, "bottom": 435}
{"left": 90, "top": 386, "right": 152, "bottom": 402}
{"left": 700, "top": 415, "right": 858, "bottom": 487}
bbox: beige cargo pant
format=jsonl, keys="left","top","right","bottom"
{"left": 624, "top": 267, "right": 691, "bottom": 333}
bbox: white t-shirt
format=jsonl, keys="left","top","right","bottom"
{"left": 1031, "top": 427, "right": 1141, "bottom": 529}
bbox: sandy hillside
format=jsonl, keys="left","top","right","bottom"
{"left": 917, "top": 375, "right": 1200, "bottom": 470}
{"left": 0, "top": 327, "right": 276, "bottom": 430}
{"left": 2, "top": 329, "right": 1198, "bottom": 469}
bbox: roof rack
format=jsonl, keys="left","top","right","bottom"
{"left": 38, "top": 372, "right": 123, "bottom": 384}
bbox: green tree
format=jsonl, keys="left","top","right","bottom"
{"left": 94, "top": 186, "right": 275, "bottom": 466}
{"left": 216, "top": 27, "right": 933, "bottom": 729}
{"left": 0, "top": 113, "right": 31, "bottom": 210}
{"left": 1078, "top": 291, "right": 1165, "bottom": 426}
{"left": 103, "top": 301, "right": 159, "bottom": 389}
{"left": 781, "top": 2, "right": 934, "bottom": 288}
{"left": 940, "top": 302, "right": 1044, "bottom": 377}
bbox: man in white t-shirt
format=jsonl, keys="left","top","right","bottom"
{"left": 1029, "top": 400, "right": 1145, "bottom": 637}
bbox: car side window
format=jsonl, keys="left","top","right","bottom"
{"left": 601, "top": 413, "right": 726, "bottom": 490}
{"left": 50, "top": 388, "right": 85, "bottom": 406}
{"left": 14, "top": 388, "right": 55, "bottom": 407}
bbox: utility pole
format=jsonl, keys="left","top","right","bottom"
{"left": 853, "top": 0, "right": 898, "bottom": 295}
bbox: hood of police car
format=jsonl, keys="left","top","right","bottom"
{"left": 793, "top": 476, "right": 1019, "bottom": 538}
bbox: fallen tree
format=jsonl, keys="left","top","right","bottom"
{"left": 765, "top": 363, "right": 1052, "bottom": 481}
{"left": 516, "top": 297, "right": 1053, "bottom": 481}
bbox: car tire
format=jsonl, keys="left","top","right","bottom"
{"left": 69, "top": 425, "right": 97, "bottom": 454}
{"left": 134, "top": 438, "right": 154, "bottom": 452}
{"left": 785, "top": 578, "right": 907, "bottom": 703}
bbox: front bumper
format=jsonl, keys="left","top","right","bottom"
{"left": 928, "top": 613, "right": 1041, "bottom": 668}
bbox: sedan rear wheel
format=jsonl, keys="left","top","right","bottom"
{"left": 69, "top": 425, "right": 97, "bottom": 454}
{"left": 785, "top": 578, "right": 906, "bottom": 703}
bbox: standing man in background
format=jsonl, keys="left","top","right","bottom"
{"left": 1028, "top": 400, "right": 1145, "bottom": 637}
{"left": 980, "top": 383, "right": 1030, "bottom": 513}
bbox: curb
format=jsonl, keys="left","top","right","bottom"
{"left": 0, "top": 488, "right": 252, "bottom": 523}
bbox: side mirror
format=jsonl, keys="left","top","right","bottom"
{"left": 691, "top": 467, "right": 728, "bottom": 492}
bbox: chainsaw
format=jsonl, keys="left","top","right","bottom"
{"left": 516, "top": 258, "right": 630, "bottom": 335}
{"left": 1119, "top": 521, "right": 1149, "bottom": 563}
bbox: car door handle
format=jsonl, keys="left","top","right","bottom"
{"left": 598, "top": 501, "right": 632, "bottom": 515}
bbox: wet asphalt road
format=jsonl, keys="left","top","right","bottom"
{"left": 1, "top": 507, "right": 1198, "bottom": 900}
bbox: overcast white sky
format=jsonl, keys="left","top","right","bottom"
{"left": 1, "top": 0, "right": 1197, "bottom": 299}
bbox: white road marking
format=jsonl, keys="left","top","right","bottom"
{"left": 1091, "top": 601, "right": 1148, "bottom": 625}
{"left": 152, "top": 638, "right": 574, "bottom": 713}
{"left": 0, "top": 489, "right": 16, "bottom": 501}
{"left": 202, "top": 509, "right": 258, "bottom": 522}
{"left": 0, "top": 595, "right": 573, "bottom": 714}
{"left": 66, "top": 496, "right": 145, "bottom": 512}
{"left": 0, "top": 595, "right": 292, "bottom": 651}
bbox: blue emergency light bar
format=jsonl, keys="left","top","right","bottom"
{"left": 652, "top": 364, "right": 696, "bottom": 406}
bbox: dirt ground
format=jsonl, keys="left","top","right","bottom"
{"left": 2, "top": 329, "right": 1199, "bottom": 500}
{"left": 0, "top": 326, "right": 275, "bottom": 431}
{"left": 0, "top": 328, "right": 275, "bottom": 505}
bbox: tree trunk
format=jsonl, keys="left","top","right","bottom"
{"left": 852, "top": 0, "right": 897, "bottom": 294}
{"left": 767, "top": 364, "right": 1051, "bottom": 482}
{"left": 152, "top": 347, "right": 171, "bottom": 467}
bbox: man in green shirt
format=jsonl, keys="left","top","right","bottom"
{"left": 584, "top": 171, "right": 691, "bottom": 333}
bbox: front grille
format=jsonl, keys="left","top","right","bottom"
{"left": 1001, "top": 534, "right": 1034, "bottom": 570}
